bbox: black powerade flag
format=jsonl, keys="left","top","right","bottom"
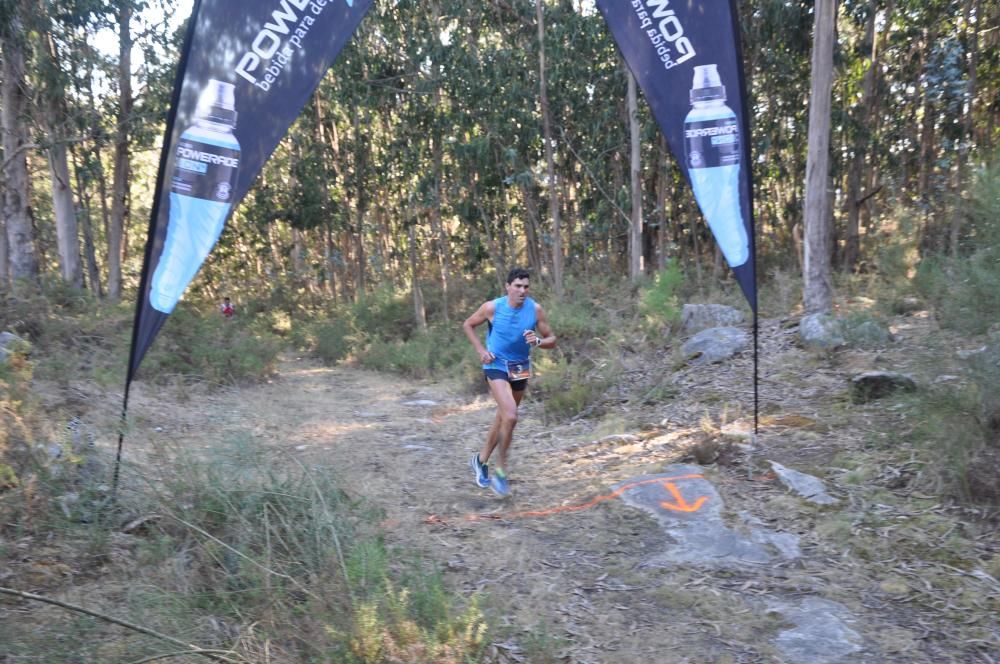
{"left": 595, "top": 0, "right": 757, "bottom": 311}
{"left": 126, "top": 0, "right": 373, "bottom": 383}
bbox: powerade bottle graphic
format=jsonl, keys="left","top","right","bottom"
{"left": 684, "top": 64, "right": 749, "bottom": 268}
{"left": 150, "top": 79, "right": 240, "bottom": 313}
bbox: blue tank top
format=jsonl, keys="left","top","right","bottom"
{"left": 483, "top": 296, "right": 537, "bottom": 372}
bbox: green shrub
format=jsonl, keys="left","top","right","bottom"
{"left": 915, "top": 158, "right": 1000, "bottom": 335}
{"left": 639, "top": 261, "right": 684, "bottom": 332}
{"left": 351, "top": 283, "right": 418, "bottom": 343}
{"left": 545, "top": 297, "right": 613, "bottom": 343}
{"left": 0, "top": 347, "right": 34, "bottom": 494}
{"left": 837, "top": 311, "right": 893, "bottom": 348}
{"left": 142, "top": 306, "right": 281, "bottom": 384}
{"left": 129, "top": 435, "right": 487, "bottom": 662}
{"left": 311, "top": 317, "right": 355, "bottom": 364}
{"left": 533, "top": 353, "right": 620, "bottom": 422}
{"left": 358, "top": 326, "right": 468, "bottom": 380}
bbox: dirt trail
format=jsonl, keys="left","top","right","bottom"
{"left": 114, "top": 314, "right": 998, "bottom": 663}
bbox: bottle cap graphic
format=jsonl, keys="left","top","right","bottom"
{"left": 690, "top": 64, "right": 726, "bottom": 103}
{"left": 198, "top": 79, "right": 238, "bottom": 126}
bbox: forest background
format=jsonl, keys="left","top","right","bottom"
{"left": 1, "top": 0, "right": 999, "bottom": 661}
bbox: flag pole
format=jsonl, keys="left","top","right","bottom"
{"left": 725, "top": 0, "right": 760, "bottom": 473}
{"left": 110, "top": 0, "right": 203, "bottom": 508}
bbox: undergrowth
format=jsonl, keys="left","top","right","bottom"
{"left": 0, "top": 435, "right": 490, "bottom": 663}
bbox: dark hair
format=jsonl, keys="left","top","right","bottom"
{"left": 506, "top": 268, "right": 530, "bottom": 284}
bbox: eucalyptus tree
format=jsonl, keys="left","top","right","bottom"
{"left": 534, "top": 0, "right": 563, "bottom": 295}
{"left": 626, "top": 67, "right": 642, "bottom": 282}
{"left": 743, "top": 0, "right": 813, "bottom": 269}
{"left": 839, "top": 0, "right": 887, "bottom": 270}
{"left": 950, "top": 0, "right": 979, "bottom": 256}
{"left": 28, "top": 1, "right": 83, "bottom": 288}
{"left": 442, "top": 0, "right": 542, "bottom": 282}
{"left": 803, "top": 0, "right": 837, "bottom": 313}
{"left": 105, "top": 0, "right": 134, "bottom": 299}
{"left": 1, "top": 0, "right": 40, "bottom": 284}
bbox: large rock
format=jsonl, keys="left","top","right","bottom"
{"left": 766, "top": 597, "right": 863, "bottom": 663}
{"left": 681, "top": 327, "right": 749, "bottom": 365}
{"left": 680, "top": 304, "right": 745, "bottom": 334}
{"left": 0, "top": 331, "right": 28, "bottom": 362}
{"left": 799, "top": 313, "right": 845, "bottom": 349}
{"left": 617, "top": 465, "right": 799, "bottom": 568}
{"left": 850, "top": 371, "right": 917, "bottom": 403}
{"left": 843, "top": 319, "right": 894, "bottom": 347}
{"left": 769, "top": 461, "right": 838, "bottom": 505}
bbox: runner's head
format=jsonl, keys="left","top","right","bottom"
{"left": 504, "top": 268, "right": 531, "bottom": 306}
{"left": 506, "top": 268, "right": 530, "bottom": 285}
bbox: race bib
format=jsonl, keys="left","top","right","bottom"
{"left": 507, "top": 359, "right": 531, "bottom": 380}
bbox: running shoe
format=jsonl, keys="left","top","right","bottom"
{"left": 490, "top": 468, "right": 510, "bottom": 497}
{"left": 470, "top": 453, "right": 490, "bottom": 488}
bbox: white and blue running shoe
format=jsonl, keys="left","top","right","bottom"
{"left": 470, "top": 453, "right": 490, "bottom": 488}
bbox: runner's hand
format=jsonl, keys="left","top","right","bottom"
{"left": 523, "top": 329, "right": 541, "bottom": 347}
{"left": 479, "top": 349, "right": 495, "bottom": 363}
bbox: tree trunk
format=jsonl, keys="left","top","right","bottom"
{"left": 429, "top": 0, "right": 452, "bottom": 322}
{"left": 802, "top": 0, "right": 837, "bottom": 314}
{"left": 73, "top": 160, "right": 103, "bottom": 296}
{"left": 36, "top": 26, "right": 84, "bottom": 288}
{"left": 536, "top": 0, "right": 562, "bottom": 295}
{"left": 518, "top": 180, "right": 544, "bottom": 276}
{"left": 842, "top": 0, "right": 879, "bottom": 272}
{"left": 312, "top": 97, "right": 342, "bottom": 300}
{"left": 626, "top": 67, "right": 643, "bottom": 282}
{"left": 291, "top": 228, "right": 306, "bottom": 275}
{"left": 407, "top": 220, "right": 426, "bottom": 331}
{"left": 1, "top": 14, "right": 39, "bottom": 283}
{"left": 0, "top": 214, "right": 7, "bottom": 288}
{"left": 107, "top": 1, "right": 132, "bottom": 299}
{"left": 324, "top": 223, "right": 338, "bottom": 302}
{"left": 657, "top": 135, "right": 669, "bottom": 270}
{"left": 950, "top": 0, "right": 979, "bottom": 257}
{"left": 916, "top": 27, "right": 938, "bottom": 252}
{"left": 46, "top": 139, "right": 84, "bottom": 289}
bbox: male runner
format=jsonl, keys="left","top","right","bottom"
{"left": 462, "top": 268, "right": 556, "bottom": 496}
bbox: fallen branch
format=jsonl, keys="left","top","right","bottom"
{"left": 0, "top": 586, "right": 241, "bottom": 663}
{"left": 128, "top": 650, "right": 242, "bottom": 664}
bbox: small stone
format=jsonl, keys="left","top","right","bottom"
{"left": 850, "top": 371, "right": 917, "bottom": 403}
{"left": 769, "top": 460, "right": 838, "bottom": 505}
{"left": 680, "top": 304, "right": 745, "bottom": 334}
{"left": 879, "top": 577, "right": 911, "bottom": 596}
{"left": 0, "top": 331, "right": 28, "bottom": 362}
{"left": 957, "top": 346, "right": 987, "bottom": 360}
{"left": 402, "top": 399, "right": 438, "bottom": 407}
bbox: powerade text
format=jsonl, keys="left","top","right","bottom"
{"left": 234, "top": 0, "right": 350, "bottom": 91}
{"left": 630, "top": 0, "right": 696, "bottom": 70}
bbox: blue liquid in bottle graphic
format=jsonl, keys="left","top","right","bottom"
{"left": 684, "top": 64, "right": 749, "bottom": 268}
{"left": 150, "top": 80, "right": 240, "bottom": 313}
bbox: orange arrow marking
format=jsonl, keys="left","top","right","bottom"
{"left": 423, "top": 473, "right": 709, "bottom": 526}
{"left": 659, "top": 481, "right": 707, "bottom": 512}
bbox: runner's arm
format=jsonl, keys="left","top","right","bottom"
{"left": 462, "top": 301, "right": 496, "bottom": 363}
{"left": 532, "top": 304, "right": 557, "bottom": 349}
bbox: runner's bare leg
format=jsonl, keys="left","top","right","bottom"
{"left": 481, "top": 379, "right": 524, "bottom": 471}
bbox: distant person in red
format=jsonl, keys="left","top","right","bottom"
{"left": 220, "top": 297, "right": 235, "bottom": 319}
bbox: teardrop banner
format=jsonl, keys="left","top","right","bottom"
{"left": 594, "top": 0, "right": 757, "bottom": 311}
{"left": 127, "top": 0, "right": 374, "bottom": 386}
{"left": 115, "top": 0, "right": 374, "bottom": 495}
